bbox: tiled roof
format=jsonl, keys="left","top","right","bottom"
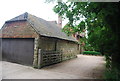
{"left": 6, "top": 13, "right": 28, "bottom": 22}
{"left": 4, "top": 12, "right": 77, "bottom": 42}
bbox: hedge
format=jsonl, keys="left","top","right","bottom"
{"left": 82, "top": 51, "right": 101, "bottom": 55}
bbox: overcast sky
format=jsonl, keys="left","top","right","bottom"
{"left": 0, "top": 0, "right": 67, "bottom": 28}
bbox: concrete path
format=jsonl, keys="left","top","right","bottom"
{"left": 1, "top": 55, "right": 105, "bottom": 79}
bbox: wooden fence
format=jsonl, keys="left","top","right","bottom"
{"left": 38, "top": 49, "right": 62, "bottom": 68}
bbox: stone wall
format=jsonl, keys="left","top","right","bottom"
{"left": 57, "top": 40, "right": 80, "bottom": 61}
{"left": 33, "top": 37, "right": 39, "bottom": 68}
{"left": 39, "top": 36, "right": 56, "bottom": 51}
{"left": 38, "top": 36, "right": 80, "bottom": 61}
{"left": 33, "top": 36, "right": 80, "bottom": 68}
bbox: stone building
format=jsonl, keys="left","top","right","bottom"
{"left": 0, "top": 12, "right": 80, "bottom": 68}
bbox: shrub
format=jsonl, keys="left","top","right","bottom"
{"left": 82, "top": 51, "right": 101, "bottom": 55}
{"left": 104, "top": 67, "right": 120, "bottom": 81}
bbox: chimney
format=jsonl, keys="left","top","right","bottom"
{"left": 58, "top": 15, "right": 62, "bottom": 28}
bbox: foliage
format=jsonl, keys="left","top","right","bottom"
{"left": 62, "top": 23, "right": 75, "bottom": 36}
{"left": 104, "top": 54, "right": 120, "bottom": 81}
{"left": 88, "top": 26, "right": 116, "bottom": 55}
{"left": 83, "top": 51, "right": 101, "bottom": 55}
{"left": 62, "top": 21, "right": 86, "bottom": 36}
{"left": 52, "top": 2, "right": 120, "bottom": 79}
{"left": 104, "top": 63, "right": 120, "bottom": 81}
{"left": 53, "top": 2, "right": 120, "bottom": 55}
{"left": 84, "top": 42, "right": 94, "bottom": 51}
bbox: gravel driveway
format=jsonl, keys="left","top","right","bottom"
{"left": 1, "top": 55, "right": 105, "bottom": 79}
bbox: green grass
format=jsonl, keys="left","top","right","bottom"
{"left": 82, "top": 51, "right": 101, "bottom": 55}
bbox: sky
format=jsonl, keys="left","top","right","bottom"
{"left": 1, "top": 0, "right": 117, "bottom": 29}
{"left": 0, "top": 0, "right": 67, "bottom": 29}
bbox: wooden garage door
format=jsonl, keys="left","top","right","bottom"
{"left": 2, "top": 38, "right": 34, "bottom": 66}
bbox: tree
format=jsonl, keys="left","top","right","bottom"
{"left": 52, "top": 2, "right": 120, "bottom": 79}
{"left": 54, "top": 2, "right": 119, "bottom": 54}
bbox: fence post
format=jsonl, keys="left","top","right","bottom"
{"left": 60, "top": 50, "right": 63, "bottom": 62}
{"left": 38, "top": 49, "right": 42, "bottom": 69}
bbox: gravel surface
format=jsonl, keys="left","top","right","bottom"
{"left": 43, "top": 55, "right": 106, "bottom": 79}
{"left": 1, "top": 55, "right": 105, "bottom": 79}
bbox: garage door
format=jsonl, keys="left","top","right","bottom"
{"left": 2, "top": 38, "right": 34, "bottom": 66}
